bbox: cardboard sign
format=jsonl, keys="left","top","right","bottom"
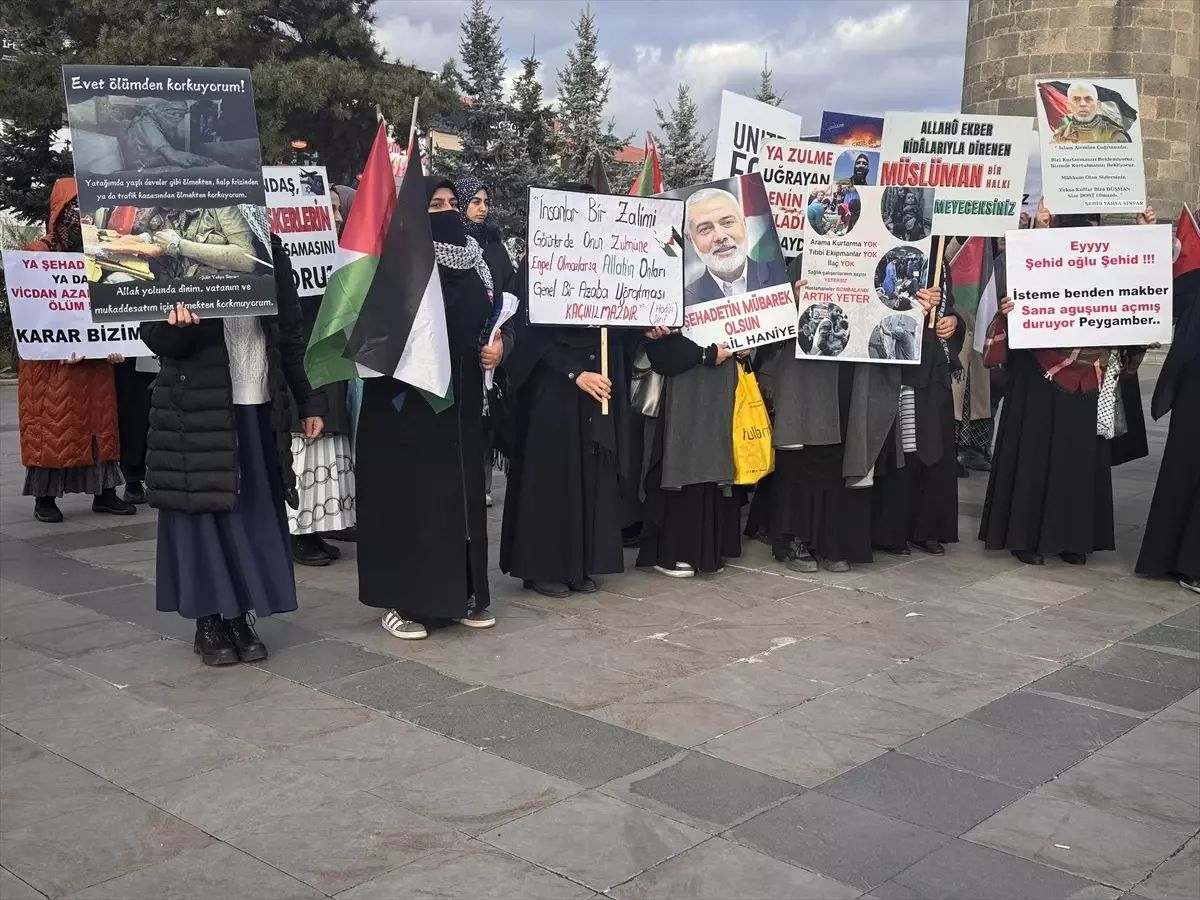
{"left": 3, "top": 250, "right": 151, "bottom": 360}
{"left": 798, "top": 185, "right": 935, "bottom": 364}
{"left": 1035, "top": 77, "right": 1146, "bottom": 214}
{"left": 712, "top": 91, "right": 804, "bottom": 180}
{"left": 658, "top": 174, "right": 794, "bottom": 351}
{"left": 526, "top": 188, "right": 684, "bottom": 328}
{"left": 1004, "top": 224, "right": 1172, "bottom": 348}
{"left": 62, "top": 64, "right": 276, "bottom": 320}
{"left": 263, "top": 165, "right": 337, "bottom": 297}
{"left": 760, "top": 140, "right": 839, "bottom": 258}
{"left": 880, "top": 112, "right": 1031, "bottom": 236}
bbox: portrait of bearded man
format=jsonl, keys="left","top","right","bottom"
{"left": 1050, "top": 82, "right": 1132, "bottom": 144}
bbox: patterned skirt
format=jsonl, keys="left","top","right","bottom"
{"left": 288, "top": 433, "right": 356, "bottom": 535}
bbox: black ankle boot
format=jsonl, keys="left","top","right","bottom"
{"left": 93, "top": 488, "right": 136, "bottom": 516}
{"left": 194, "top": 615, "right": 238, "bottom": 666}
{"left": 225, "top": 613, "right": 267, "bottom": 662}
{"left": 123, "top": 481, "right": 146, "bottom": 504}
{"left": 292, "top": 533, "right": 331, "bottom": 566}
{"left": 33, "top": 496, "right": 63, "bottom": 523}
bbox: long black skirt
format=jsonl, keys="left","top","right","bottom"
{"left": 1136, "top": 360, "right": 1200, "bottom": 579}
{"left": 980, "top": 353, "right": 1114, "bottom": 556}
{"left": 636, "top": 418, "right": 741, "bottom": 574}
{"left": 156, "top": 404, "right": 296, "bottom": 619}
{"left": 770, "top": 446, "right": 873, "bottom": 564}
{"left": 356, "top": 360, "right": 489, "bottom": 620}
{"left": 501, "top": 364, "right": 624, "bottom": 583}
{"left": 114, "top": 359, "right": 154, "bottom": 480}
{"left": 872, "top": 397, "right": 959, "bottom": 547}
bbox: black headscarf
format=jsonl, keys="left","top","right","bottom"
{"left": 453, "top": 175, "right": 490, "bottom": 242}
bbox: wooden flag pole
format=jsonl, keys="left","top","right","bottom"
{"left": 600, "top": 327, "right": 610, "bottom": 416}
{"left": 928, "top": 235, "right": 947, "bottom": 328}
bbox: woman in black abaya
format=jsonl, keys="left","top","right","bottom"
{"left": 500, "top": 183, "right": 632, "bottom": 598}
{"left": 1136, "top": 267, "right": 1200, "bottom": 593}
{"left": 356, "top": 177, "right": 500, "bottom": 640}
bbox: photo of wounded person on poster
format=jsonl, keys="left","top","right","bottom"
{"left": 797, "top": 301, "right": 851, "bottom": 356}
{"left": 873, "top": 246, "right": 928, "bottom": 312}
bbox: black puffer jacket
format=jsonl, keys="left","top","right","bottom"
{"left": 141, "top": 237, "right": 326, "bottom": 514}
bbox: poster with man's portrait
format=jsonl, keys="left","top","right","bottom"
{"left": 657, "top": 174, "right": 794, "bottom": 351}
{"left": 62, "top": 65, "right": 276, "bottom": 321}
{"left": 798, "top": 185, "right": 933, "bottom": 365}
{"left": 1035, "top": 77, "right": 1146, "bottom": 214}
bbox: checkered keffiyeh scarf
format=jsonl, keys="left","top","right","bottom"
{"left": 434, "top": 236, "right": 493, "bottom": 298}
{"left": 239, "top": 204, "right": 272, "bottom": 258}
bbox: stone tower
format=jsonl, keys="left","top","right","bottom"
{"left": 962, "top": 0, "right": 1199, "bottom": 223}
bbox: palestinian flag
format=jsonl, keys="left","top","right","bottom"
{"left": 1038, "top": 80, "right": 1138, "bottom": 132}
{"left": 345, "top": 127, "right": 451, "bottom": 409}
{"left": 588, "top": 150, "right": 611, "bottom": 194}
{"left": 1174, "top": 204, "right": 1200, "bottom": 282}
{"left": 739, "top": 172, "right": 784, "bottom": 264}
{"left": 945, "top": 237, "right": 998, "bottom": 354}
{"left": 305, "top": 121, "right": 396, "bottom": 388}
{"left": 630, "top": 137, "right": 663, "bottom": 196}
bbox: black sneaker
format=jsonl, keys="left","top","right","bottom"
{"left": 292, "top": 534, "right": 332, "bottom": 567}
{"left": 123, "top": 481, "right": 147, "bottom": 504}
{"left": 33, "top": 497, "right": 63, "bottom": 523}
{"left": 225, "top": 613, "right": 268, "bottom": 662}
{"left": 92, "top": 488, "right": 136, "bottom": 516}
{"left": 194, "top": 615, "right": 238, "bottom": 666}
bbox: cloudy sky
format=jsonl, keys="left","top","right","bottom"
{"left": 373, "top": 0, "right": 970, "bottom": 143}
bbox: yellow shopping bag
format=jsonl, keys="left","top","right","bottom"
{"left": 732, "top": 363, "right": 774, "bottom": 485}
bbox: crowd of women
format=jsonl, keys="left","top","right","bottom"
{"left": 16, "top": 174, "right": 1199, "bottom": 667}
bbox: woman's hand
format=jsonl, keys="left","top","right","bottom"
{"left": 714, "top": 343, "right": 733, "bottom": 365}
{"left": 303, "top": 417, "right": 325, "bottom": 439}
{"left": 915, "top": 286, "right": 941, "bottom": 314}
{"left": 935, "top": 315, "right": 958, "bottom": 339}
{"left": 1034, "top": 199, "right": 1052, "bottom": 229}
{"left": 792, "top": 278, "right": 808, "bottom": 295}
{"left": 106, "top": 352, "right": 124, "bottom": 364}
{"left": 1137, "top": 207, "right": 1157, "bottom": 225}
{"left": 999, "top": 296, "right": 1015, "bottom": 316}
{"left": 575, "top": 371, "right": 611, "bottom": 403}
{"left": 64, "top": 353, "right": 85, "bottom": 365}
{"left": 643, "top": 325, "right": 671, "bottom": 340}
{"left": 480, "top": 335, "right": 503, "bottom": 370}
{"left": 168, "top": 303, "right": 199, "bottom": 327}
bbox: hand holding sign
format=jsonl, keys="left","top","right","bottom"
{"left": 576, "top": 371, "right": 611, "bottom": 403}
{"left": 168, "top": 303, "right": 200, "bottom": 327}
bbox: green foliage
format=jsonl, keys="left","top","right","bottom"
{"left": 654, "top": 84, "right": 713, "bottom": 190}
{"left": 755, "top": 57, "right": 784, "bottom": 107}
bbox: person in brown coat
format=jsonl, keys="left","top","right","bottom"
{"left": 18, "top": 177, "right": 136, "bottom": 522}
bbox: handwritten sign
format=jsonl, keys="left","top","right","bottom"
{"left": 526, "top": 187, "right": 684, "bottom": 328}
{"left": 761, "top": 140, "right": 839, "bottom": 257}
{"left": 1004, "top": 224, "right": 1172, "bottom": 348}
{"left": 880, "top": 112, "right": 1031, "bottom": 236}
{"left": 798, "top": 185, "right": 934, "bottom": 364}
{"left": 263, "top": 165, "right": 337, "bottom": 297}
{"left": 2, "top": 250, "right": 151, "bottom": 361}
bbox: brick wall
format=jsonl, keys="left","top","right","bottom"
{"left": 962, "top": 0, "right": 1199, "bottom": 224}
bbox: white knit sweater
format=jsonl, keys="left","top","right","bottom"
{"left": 223, "top": 316, "right": 269, "bottom": 405}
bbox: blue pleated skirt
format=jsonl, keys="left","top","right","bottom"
{"left": 156, "top": 403, "right": 297, "bottom": 619}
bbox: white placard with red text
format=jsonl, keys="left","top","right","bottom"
{"left": 262, "top": 165, "right": 337, "bottom": 296}
{"left": 760, "top": 140, "right": 839, "bottom": 258}
{"left": 3, "top": 250, "right": 151, "bottom": 360}
{"left": 1005, "top": 224, "right": 1172, "bottom": 348}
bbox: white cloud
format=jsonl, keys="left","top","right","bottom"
{"left": 835, "top": 5, "right": 917, "bottom": 50}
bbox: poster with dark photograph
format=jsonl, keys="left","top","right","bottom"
{"left": 820, "top": 111, "right": 884, "bottom": 148}
{"left": 657, "top": 173, "right": 794, "bottom": 351}
{"left": 798, "top": 184, "right": 932, "bottom": 364}
{"left": 62, "top": 65, "right": 275, "bottom": 320}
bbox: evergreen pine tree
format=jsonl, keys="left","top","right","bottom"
{"left": 755, "top": 54, "right": 784, "bottom": 107}
{"left": 451, "top": 0, "right": 508, "bottom": 178}
{"left": 555, "top": 5, "right": 628, "bottom": 182}
{"left": 654, "top": 84, "right": 713, "bottom": 189}
{"left": 510, "top": 50, "right": 556, "bottom": 171}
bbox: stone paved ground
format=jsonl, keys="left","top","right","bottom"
{"left": 1, "top": 370, "right": 1197, "bottom": 900}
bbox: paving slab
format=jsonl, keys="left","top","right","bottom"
{"left": 480, "top": 792, "right": 707, "bottom": 892}
{"left": 1024, "top": 666, "right": 1189, "bottom": 718}
{"left": 1122, "top": 625, "right": 1200, "bottom": 658}
{"left": 673, "top": 659, "right": 831, "bottom": 714}
{"left": 1129, "top": 835, "right": 1200, "bottom": 900}
{"left": 1036, "top": 754, "right": 1200, "bottom": 832}
{"left": 0, "top": 752, "right": 127, "bottom": 833}
{"left": 898, "top": 718, "right": 1088, "bottom": 790}
{"left": 499, "top": 660, "right": 658, "bottom": 712}
{"left": 254, "top": 637, "right": 390, "bottom": 683}
{"left": 592, "top": 683, "right": 762, "bottom": 746}
{"left": 319, "top": 659, "right": 473, "bottom": 714}
{"left": 409, "top": 686, "right": 580, "bottom": 748}
{"left": 0, "top": 728, "right": 44, "bottom": 770}
{"left": 727, "top": 792, "right": 951, "bottom": 892}
{"left": 849, "top": 662, "right": 1010, "bottom": 717}
{"left": 1097, "top": 719, "right": 1200, "bottom": 779}
{"left": 0, "top": 641, "right": 55, "bottom": 673}
{"left": 779, "top": 688, "right": 952, "bottom": 749}
{"left": 964, "top": 793, "right": 1193, "bottom": 889}
{"left": 0, "top": 868, "right": 44, "bottom": 900}
{"left": 1076, "top": 644, "right": 1200, "bottom": 692}
{"left": 611, "top": 837, "right": 861, "bottom": 900}
{"left": 967, "top": 690, "right": 1142, "bottom": 750}
{"left": 1159, "top": 606, "right": 1200, "bottom": 632}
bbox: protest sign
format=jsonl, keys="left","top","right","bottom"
{"left": 658, "top": 174, "right": 794, "bottom": 351}
{"left": 263, "top": 165, "right": 337, "bottom": 297}
{"left": 1004, "top": 224, "right": 1172, "bottom": 348}
{"left": 1034, "top": 77, "right": 1146, "bottom": 214}
{"left": 526, "top": 187, "right": 684, "bottom": 328}
{"left": 798, "top": 184, "right": 934, "bottom": 364}
{"left": 1022, "top": 128, "right": 1042, "bottom": 217}
{"left": 820, "top": 111, "right": 884, "bottom": 148}
{"left": 2, "top": 250, "right": 151, "bottom": 361}
{"left": 880, "top": 112, "right": 1030, "bottom": 236}
{"left": 760, "top": 140, "right": 839, "bottom": 257}
{"left": 712, "top": 91, "right": 804, "bottom": 180}
{"left": 62, "top": 64, "right": 276, "bottom": 320}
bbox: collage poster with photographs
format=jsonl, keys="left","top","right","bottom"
{"left": 262, "top": 165, "right": 337, "bottom": 298}
{"left": 62, "top": 64, "right": 277, "bottom": 321}
{"left": 657, "top": 173, "right": 795, "bottom": 351}
{"left": 798, "top": 184, "right": 934, "bottom": 365}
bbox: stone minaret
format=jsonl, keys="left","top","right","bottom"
{"left": 962, "top": 0, "right": 1199, "bottom": 223}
